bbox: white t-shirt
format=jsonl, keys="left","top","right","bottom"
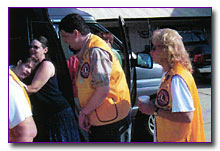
{"left": 159, "top": 72, "right": 195, "bottom": 112}
{"left": 9, "top": 76, "right": 32, "bottom": 129}
{"left": 171, "top": 75, "right": 195, "bottom": 112}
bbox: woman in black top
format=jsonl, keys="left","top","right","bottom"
{"left": 26, "top": 36, "right": 80, "bottom": 142}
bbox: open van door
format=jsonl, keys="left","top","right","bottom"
{"left": 118, "top": 16, "right": 131, "bottom": 88}
{"left": 118, "top": 16, "right": 153, "bottom": 106}
{"left": 118, "top": 15, "right": 154, "bottom": 142}
{"left": 118, "top": 16, "right": 137, "bottom": 107}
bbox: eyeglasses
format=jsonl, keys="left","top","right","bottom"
{"left": 30, "top": 45, "right": 41, "bottom": 49}
{"left": 151, "top": 45, "right": 164, "bottom": 51}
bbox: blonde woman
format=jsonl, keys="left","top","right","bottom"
{"left": 138, "top": 28, "right": 205, "bottom": 142}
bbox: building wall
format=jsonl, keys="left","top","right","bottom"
{"left": 127, "top": 23, "right": 151, "bottom": 53}
{"left": 100, "top": 20, "right": 152, "bottom": 53}
{"left": 99, "top": 17, "right": 211, "bottom": 53}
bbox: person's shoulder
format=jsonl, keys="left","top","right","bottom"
{"left": 171, "top": 75, "right": 188, "bottom": 88}
{"left": 9, "top": 76, "right": 21, "bottom": 91}
{"left": 9, "top": 78, "right": 27, "bottom": 106}
{"left": 89, "top": 47, "right": 102, "bottom": 56}
{"left": 39, "top": 60, "right": 55, "bottom": 76}
{"left": 172, "top": 75, "right": 185, "bottom": 82}
{"left": 40, "top": 60, "right": 54, "bottom": 69}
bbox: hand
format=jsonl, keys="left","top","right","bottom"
{"left": 138, "top": 100, "right": 157, "bottom": 115}
{"left": 78, "top": 111, "right": 91, "bottom": 133}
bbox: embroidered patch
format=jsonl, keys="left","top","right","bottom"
{"left": 157, "top": 89, "right": 169, "bottom": 106}
{"left": 80, "top": 62, "right": 90, "bottom": 78}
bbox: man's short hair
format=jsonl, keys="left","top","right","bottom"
{"left": 59, "top": 13, "right": 90, "bottom": 35}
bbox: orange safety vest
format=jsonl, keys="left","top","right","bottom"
{"left": 155, "top": 63, "right": 205, "bottom": 142}
{"left": 9, "top": 69, "right": 32, "bottom": 110}
{"left": 76, "top": 34, "right": 131, "bottom": 126}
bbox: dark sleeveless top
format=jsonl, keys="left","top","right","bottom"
{"left": 30, "top": 59, "right": 70, "bottom": 118}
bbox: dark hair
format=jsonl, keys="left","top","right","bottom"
{"left": 97, "top": 32, "right": 114, "bottom": 45}
{"left": 59, "top": 13, "right": 90, "bottom": 35}
{"left": 19, "top": 52, "right": 39, "bottom": 65}
{"left": 34, "top": 36, "right": 48, "bottom": 48}
{"left": 31, "top": 36, "right": 49, "bottom": 59}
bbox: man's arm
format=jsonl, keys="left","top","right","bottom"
{"left": 9, "top": 116, "right": 37, "bottom": 142}
{"left": 78, "top": 85, "right": 109, "bottom": 131}
{"left": 81, "top": 85, "right": 109, "bottom": 115}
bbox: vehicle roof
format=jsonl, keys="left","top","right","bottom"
{"left": 48, "top": 8, "right": 97, "bottom": 23}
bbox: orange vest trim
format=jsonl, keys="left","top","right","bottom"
{"left": 76, "top": 34, "right": 131, "bottom": 126}
{"left": 155, "top": 63, "right": 205, "bottom": 142}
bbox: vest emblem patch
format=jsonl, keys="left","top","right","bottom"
{"left": 80, "top": 62, "right": 90, "bottom": 78}
{"left": 157, "top": 89, "right": 169, "bottom": 106}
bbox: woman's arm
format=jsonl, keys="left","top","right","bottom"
{"left": 27, "top": 61, "right": 55, "bottom": 94}
{"left": 138, "top": 101, "right": 193, "bottom": 123}
{"left": 157, "top": 108, "right": 193, "bottom": 123}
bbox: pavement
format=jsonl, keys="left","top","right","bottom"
{"left": 197, "top": 82, "right": 212, "bottom": 142}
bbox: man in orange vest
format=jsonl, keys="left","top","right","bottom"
{"left": 138, "top": 28, "right": 205, "bottom": 142}
{"left": 59, "top": 13, "right": 131, "bottom": 142}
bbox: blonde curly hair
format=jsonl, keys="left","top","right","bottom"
{"left": 152, "top": 28, "right": 193, "bottom": 73}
